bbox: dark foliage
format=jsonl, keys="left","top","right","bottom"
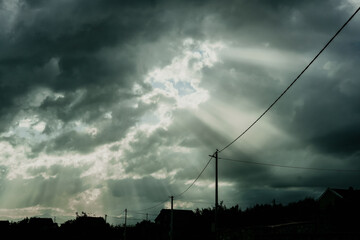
{"left": 1, "top": 197, "right": 360, "bottom": 240}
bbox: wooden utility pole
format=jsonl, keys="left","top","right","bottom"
{"left": 124, "top": 209, "right": 127, "bottom": 240}
{"left": 209, "top": 150, "right": 219, "bottom": 239}
{"left": 215, "top": 150, "right": 219, "bottom": 240}
{"left": 170, "top": 196, "right": 174, "bottom": 240}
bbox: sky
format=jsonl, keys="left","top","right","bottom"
{"left": 0, "top": 0, "right": 359, "bottom": 225}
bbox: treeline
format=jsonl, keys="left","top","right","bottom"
{"left": 194, "top": 197, "right": 360, "bottom": 239}
{"left": 1, "top": 197, "right": 359, "bottom": 240}
{"left": 196, "top": 197, "right": 319, "bottom": 228}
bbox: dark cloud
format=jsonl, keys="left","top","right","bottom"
{"left": 273, "top": 56, "right": 360, "bottom": 157}
{"left": 0, "top": 0, "right": 168, "bottom": 133}
{"left": 205, "top": 0, "right": 357, "bottom": 51}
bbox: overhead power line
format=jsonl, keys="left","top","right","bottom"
{"left": 219, "top": 6, "right": 360, "bottom": 153}
{"left": 111, "top": 7, "right": 360, "bottom": 218}
{"left": 129, "top": 156, "right": 213, "bottom": 213}
{"left": 219, "top": 157, "right": 360, "bottom": 172}
{"left": 174, "top": 156, "right": 213, "bottom": 198}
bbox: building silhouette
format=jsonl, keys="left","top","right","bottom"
{"left": 318, "top": 187, "right": 360, "bottom": 210}
{"left": 155, "top": 209, "right": 197, "bottom": 240}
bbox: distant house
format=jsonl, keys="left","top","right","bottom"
{"left": 318, "top": 187, "right": 360, "bottom": 210}
{"left": 155, "top": 209, "right": 197, "bottom": 240}
{"left": 155, "top": 209, "right": 195, "bottom": 225}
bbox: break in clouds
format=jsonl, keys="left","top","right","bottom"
{"left": 0, "top": 0, "right": 359, "bottom": 222}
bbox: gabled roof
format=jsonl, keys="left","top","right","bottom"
{"left": 155, "top": 209, "right": 195, "bottom": 223}
{"left": 330, "top": 188, "right": 360, "bottom": 200}
{"left": 319, "top": 187, "right": 360, "bottom": 202}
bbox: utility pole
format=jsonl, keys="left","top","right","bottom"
{"left": 104, "top": 214, "right": 107, "bottom": 223}
{"left": 215, "top": 149, "right": 219, "bottom": 240}
{"left": 209, "top": 150, "right": 219, "bottom": 239}
{"left": 124, "top": 209, "right": 127, "bottom": 240}
{"left": 170, "top": 196, "right": 174, "bottom": 240}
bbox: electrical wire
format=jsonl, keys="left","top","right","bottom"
{"left": 174, "top": 156, "right": 214, "bottom": 198}
{"left": 128, "top": 155, "right": 214, "bottom": 213}
{"left": 106, "top": 209, "right": 126, "bottom": 219}
{"left": 218, "top": 6, "right": 360, "bottom": 153}
{"left": 219, "top": 157, "right": 360, "bottom": 172}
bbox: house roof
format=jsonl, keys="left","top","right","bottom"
{"left": 319, "top": 187, "right": 360, "bottom": 202}
{"left": 330, "top": 188, "right": 360, "bottom": 200}
{"left": 155, "top": 209, "right": 195, "bottom": 223}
